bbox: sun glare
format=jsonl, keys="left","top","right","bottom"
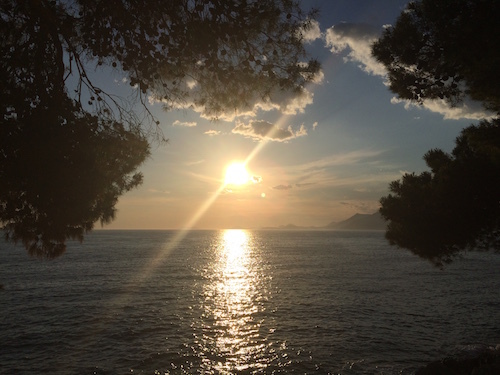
{"left": 224, "top": 162, "right": 249, "bottom": 186}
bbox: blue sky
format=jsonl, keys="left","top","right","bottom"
{"left": 103, "top": 0, "right": 492, "bottom": 230}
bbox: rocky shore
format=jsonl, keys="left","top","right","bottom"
{"left": 415, "top": 345, "right": 500, "bottom": 375}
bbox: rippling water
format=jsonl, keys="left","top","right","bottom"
{"left": 1, "top": 230, "right": 499, "bottom": 374}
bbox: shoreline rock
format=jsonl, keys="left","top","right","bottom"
{"left": 415, "top": 345, "right": 500, "bottom": 375}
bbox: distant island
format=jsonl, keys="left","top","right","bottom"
{"left": 325, "top": 212, "right": 386, "bottom": 230}
{"left": 262, "top": 212, "right": 386, "bottom": 231}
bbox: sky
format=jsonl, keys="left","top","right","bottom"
{"left": 103, "top": 0, "right": 492, "bottom": 230}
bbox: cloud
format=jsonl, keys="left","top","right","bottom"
{"left": 147, "top": 188, "right": 171, "bottom": 195}
{"left": 185, "top": 159, "right": 205, "bottom": 166}
{"left": 312, "top": 121, "right": 318, "bottom": 130}
{"left": 153, "top": 84, "right": 316, "bottom": 122}
{"left": 298, "top": 63, "right": 325, "bottom": 84}
{"left": 172, "top": 120, "right": 197, "bottom": 127}
{"left": 390, "top": 97, "right": 495, "bottom": 120}
{"left": 325, "top": 22, "right": 496, "bottom": 121}
{"left": 186, "top": 79, "right": 197, "bottom": 89}
{"left": 300, "top": 19, "right": 322, "bottom": 43}
{"left": 339, "top": 200, "right": 380, "bottom": 214}
{"left": 251, "top": 175, "right": 263, "bottom": 184}
{"left": 295, "top": 149, "right": 386, "bottom": 171}
{"left": 325, "top": 23, "right": 386, "bottom": 77}
{"left": 252, "top": 88, "right": 316, "bottom": 116}
{"left": 232, "top": 120, "right": 308, "bottom": 142}
{"left": 271, "top": 150, "right": 401, "bottom": 193}
{"left": 295, "top": 182, "right": 316, "bottom": 188}
{"left": 273, "top": 184, "right": 293, "bottom": 190}
{"left": 204, "top": 129, "right": 221, "bottom": 136}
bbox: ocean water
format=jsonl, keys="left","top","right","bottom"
{"left": 1, "top": 230, "right": 499, "bottom": 375}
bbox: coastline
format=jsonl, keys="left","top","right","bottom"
{"left": 416, "top": 345, "right": 500, "bottom": 375}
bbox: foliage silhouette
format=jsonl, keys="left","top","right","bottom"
{"left": 0, "top": 95, "right": 149, "bottom": 258}
{"left": 372, "top": 0, "right": 500, "bottom": 112}
{"left": 380, "top": 119, "right": 500, "bottom": 266}
{"left": 373, "top": 0, "right": 500, "bottom": 263}
{"left": 1, "top": 0, "right": 320, "bottom": 257}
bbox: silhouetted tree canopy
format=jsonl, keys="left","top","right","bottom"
{"left": 0, "top": 96, "right": 149, "bottom": 258}
{"left": 380, "top": 119, "right": 500, "bottom": 266}
{"left": 372, "top": 0, "right": 500, "bottom": 113}
{"left": 373, "top": 0, "right": 500, "bottom": 264}
{"left": 1, "top": 0, "right": 320, "bottom": 257}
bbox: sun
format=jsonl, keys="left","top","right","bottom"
{"left": 224, "top": 162, "right": 250, "bottom": 186}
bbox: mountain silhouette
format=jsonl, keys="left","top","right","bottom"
{"left": 326, "top": 212, "right": 386, "bottom": 230}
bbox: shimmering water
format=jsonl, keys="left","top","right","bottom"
{"left": 1, "top": 230, "right": 499, "bottom": 374}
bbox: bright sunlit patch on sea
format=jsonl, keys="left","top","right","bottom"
{"left": 88, "top": 114, "right": 297, "bottom": 372}
{"left": 193, "top": 229, "right": 276, "bottom": 374}
{"left": 222, "top": 229, "right": 248, "bottom": 262}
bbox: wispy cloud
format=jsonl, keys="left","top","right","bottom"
{"left": 294, "top": 149, "right": 386, "bottom": 172}
{"left": 325, "top": 22, "right": 495, "bottom": 120}
{"left": 390, "top": 97, "right": 495, "bottom": 120}
{"left": 339, "top": 200, "right": 380, "bottom": 214}
{"left": 185, "top": 159, "right": 205, "bottom": 166}
{"left": 295, "top": 182, "right": 316, "bottom": 188}
{"left": 250, "top": 89, "right": 316, "bottom": 117}
{"left": 325, "top": 23, "right": 386, "bottom": 77}
{"left": 268, "top": 150, "right": 400, "bottom": 192}
{"left": 232, "top": 120, "right": 308, "bottom": 142}
{"left": 147, "top": 188, "right": 171, "bottom": 195}
{"left": 273, "top": 184, "right": 293, "bottom": 190}
{"left": 172, "top": 120, "right": 197, "bottom": 127}
{"left": 204, "top": 129, "right": 221, "bottom": 136}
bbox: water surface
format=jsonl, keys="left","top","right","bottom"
{"left": 1, "top": 230, "right": 499, "bottom": 374}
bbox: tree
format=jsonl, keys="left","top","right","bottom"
{"left": 372, "top": 0, "right": 500, "bottom": 113}
{"left": 0, "top": 97, "right": 149, "bottom": 258}
{"left": 380, "top": 119, "right": 500, "bottom": 266}
{"left": 1, "top": 0, "right": 320, "bottom": 257}
{"left": 373, "top": 0, "right": 500, "bottom": 263}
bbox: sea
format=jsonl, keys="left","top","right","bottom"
{"left": 1, "top": 229, "right": 499, "bottom": 375}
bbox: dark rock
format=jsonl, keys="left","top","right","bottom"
{"left": 415, "top": 346, "right": 500, "bottom": 375}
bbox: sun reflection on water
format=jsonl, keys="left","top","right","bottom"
{"left": 223, "top": 229, "right": 248, "bottom": 264}
{"left": 197, "top": 229, "right": 272, "bottom": 373}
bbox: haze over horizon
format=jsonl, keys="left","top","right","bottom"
{"left": 101, "top": 0, "right": 492, "bottom": 230}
